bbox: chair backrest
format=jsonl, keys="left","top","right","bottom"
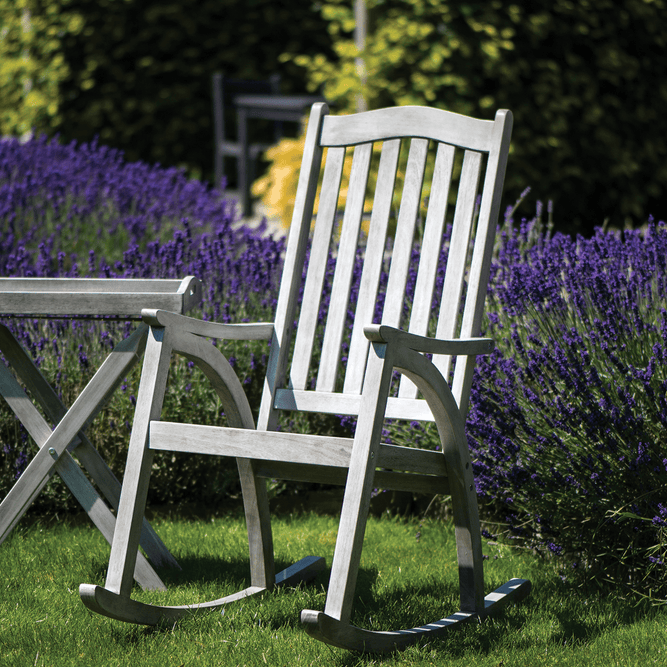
{"left": 212, "top": 71, "right": 282, "bottom": 138}
{"left": 212, "top": 71, "right": 282, "bottom": 184}
{"left": 258, "top": 103, "right": 513, "bottom": 431}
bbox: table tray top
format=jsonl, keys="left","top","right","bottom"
{"left": 0, "top": 276, "right": 201, "bottom": 318}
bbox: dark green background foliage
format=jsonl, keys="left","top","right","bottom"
{"left": 487, "top": 0, "right": 667, "bottom": 233}
{"left": 12, "top": 0, "right": 667, "bottom": 232}
{"left": 54, "top": 0, "right": 333, "bottom": 184}
{"left": 296, "top": 0, "right": 667, "bottom": 233}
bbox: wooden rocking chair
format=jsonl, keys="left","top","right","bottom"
{"left": 80, "top": 103, "right": 530, "bottom": 652}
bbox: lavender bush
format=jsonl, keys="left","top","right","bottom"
{"left": 3, "top": 134, "right": 666, "bottom": 599}
{"left": 0, "top": 134, "right": 285, "bottom": 510}
{"left": 377, "top": 201, "right": 667, "bottom": 599}
{"left": 465, "top": 212, "right": 667, "bottom": 599}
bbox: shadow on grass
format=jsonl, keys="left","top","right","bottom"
{"left": 308, "top": 571, "right": 662, "bottom": 664}
{"left": 97, "top": 550, "right": 664, "bottom": 662}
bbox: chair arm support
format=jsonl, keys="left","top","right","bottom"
{"left": 141, "top": 309, "right": 274, "bottom": 341}
{"left": 363, "top": 324, "right": 494, "bottom": 356}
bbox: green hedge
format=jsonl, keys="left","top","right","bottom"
{"left": 4, "top": 0, "right": 666, "bottom": 231}
{"left": 288, "top": 0, "right": 667, "bottom": 234}
{"left": 12, "top": 0, "right": 333, "bottom": 184}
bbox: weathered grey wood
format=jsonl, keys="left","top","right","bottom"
{"left": 380, "top": 138, "right": 428, "bottom": 329}
{"left": 398, "top": 142, "right": 456, "bottom": 399}
{"left": 323, "top": 340, "right": 395, "bottom": 624}
{"left": 0, "top": 323, "right": 81, "bottom": 428}
{"left": 169, "top": 328, "right": 275, "bottom": 591}
{"left": 0, "top": 324, "right": 177, "bottom": 571}
{"left": 142, "top": 308, "right": 273, "bottom": 341}
{"left": 0, "top": 274, "right": 201, "bottom": 559}
{"left": 257, "top": 102, "right": 328, "bottom": 432}
{"left": 53, "top": 449, "right": 168, "bottom": 591}
{"left": 274, "top": 387, "right": 435, "bottom": 421}
{"left": 290, "top": 145, "right": 346, "bottom": 391}
{"left": 79, "top": 103, "right": 525, "bottom": 650}
{"left": 104, "top": 326, "right": 176, "bottom": 597}
{"left": 301, "top": 578, "right": 531, "bottom": 653}
{"left": 236, "top": 457, "right": 275, "bottom": 589}
{"left": 252, "top": 460, "right": 449, "bottom": 495}
{"left": 149, "top": 421, "right": 448, "bottom": 477}
{"left": 0, "top": 361, "right": 63, "bottom": 541}
{"left": 87, "top": 323, "right": 316, "bottom": 620}
{"left": 80, "top": 555, "right": 326, "bottom": 625}
{"left": 0, "top": 332, "right": 173, "bottom": 587}
{"left": 432, "top": 150, "right": 482, "bottom": 388}
{"left": 317, "top": 142, "right": 373, "bottom": 392}
{"left": 364, "top": 325, "right": 494, "bottom": 356}
{"left": 391, "top": 343, "right": 485, "bottom": 613}
{"left": 320, "top": 105, "right": 498, "bottom": 152}
{"left": 451, "top": 110, "right": 514, "bottom": 417}
{"left": 0, "top": 276, "right": 201, "bottom": 317}
{"left": 343, "top": 139, "right": 400, "bottom": 394}
{"left": 0, "top": 277, "right": 194, "bottom": 294}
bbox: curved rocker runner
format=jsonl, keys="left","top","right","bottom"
{"left": 80, "top": 555, "right": 325, "bottom": 625}
{"left": 80, "top": 103, "right": 530, "bottom": 652}
{"left": 301, "top": 578, "right": 531, "bottom": 653}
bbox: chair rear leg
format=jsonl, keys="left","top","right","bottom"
{"left": 448, "top": 458, "right": 485, "bottom": 613}
{"left": 237, "top": 458, "right": 275, "bottom": 589}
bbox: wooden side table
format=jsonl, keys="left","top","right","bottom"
{"left": 0, "top": 276, "right": 201, "bottom": 590}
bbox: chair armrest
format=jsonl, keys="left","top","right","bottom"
{"left": 363, "top": 324, "right": 494, "bottom": 356}
{"left": 141, "top": 309, "right": 274, "bottom": 341}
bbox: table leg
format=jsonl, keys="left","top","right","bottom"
{"left": 0, "top": 324, "right": 179, "bottom": 587}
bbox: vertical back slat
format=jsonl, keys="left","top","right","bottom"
{"left": 452, "top": 110, "right": 513, "bottom": 416}
{"left": 290, "top": 146, "right": 346, "bottom": 390}
{"left": 258, "top": 103, "right": 328, "bottom": 431}
{"left": 398, "top": 142, "right": 456, "bottom": 399}
{"left": 380, "top": 138, "right": 429, "bottom": 329}
{"left": 343, "top": 139, "right": 401, "bottom": 394}
{"left": 432, "top": 150, "right": 482, "bottom": 385}
{"left": 317, "top": 143, "right": 373, "bottom": 392}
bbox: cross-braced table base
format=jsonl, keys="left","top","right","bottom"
{"left": 0, "top": 323, "right": 178, "bottom": 590}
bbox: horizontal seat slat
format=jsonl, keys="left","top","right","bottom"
{"left": 274, "top": 388, "right": 435, "bottom": 421}
{"left": 149, "top": 422, "right": 447, "bottom": 477}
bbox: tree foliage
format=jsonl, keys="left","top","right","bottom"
{"left": 2, "top": 1, "right": 333, "bottom": 182}
{"left": 0, "top": 0, "right": 83, "bottom": 138}
{"left": 286, "top": 0, "right": 667, "bottom": 233}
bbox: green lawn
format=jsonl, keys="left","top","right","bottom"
{"left": 1, "top": 512, "right": 665, "bottom": 666}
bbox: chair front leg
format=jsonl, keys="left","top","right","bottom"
{"left": 105, "top": 325, "right": 174, "bottom": 597}
{"left": 323, "top": 340, "right": 396, "bottom": 625}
